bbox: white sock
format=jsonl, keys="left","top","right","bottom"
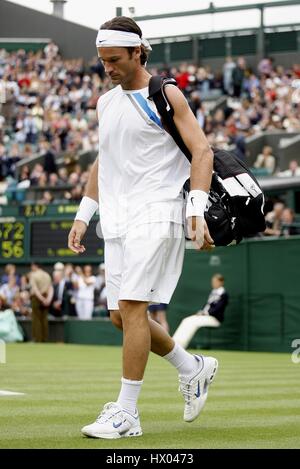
{"left": 163, "top": 342, "right": 200, "bottom": 377}
{"left": 117, "top": 377, "right": 143, "bottom": 415}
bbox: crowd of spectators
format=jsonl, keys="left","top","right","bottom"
{"left": 264, "top": 201, "right": 300, "bottom": 237}
{"left": 153, "top": 56, "right": 300, "bottom": 162}
{"left": 0, "top": 42, "right": 106, "bottom": 203}
{"left": 0, "top": 262, "right": 108, "bottom": 321}
{"left": 1, "top": 43, "right": 300, "bottom": 204}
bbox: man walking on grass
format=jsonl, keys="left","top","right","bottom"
{"left": 68, "top": 16, "right": 218, "bottom": 439}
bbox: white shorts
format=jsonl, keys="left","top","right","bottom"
{"left": 104, "top": 222, "right": 185, "bottom": 311}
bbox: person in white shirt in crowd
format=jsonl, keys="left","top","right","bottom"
{"left": 264, "top": 202, "right": 285, "bottom": 236}
{"left": 73, "top": 265, "right": 96, "bottom": 320}
{"left": 173, "top": 274, "right": 228, "bottom": 349}
{"left": 94, "top": 263, "right": 108, "bottom": 312}
{"left": 253, "top": 145, "right": 276, "bottom": 175}
{"left": 278, "top": 160, "right": 300, "bottom": 177}
{"left": 0, "top": 274, "right": 19, "bottom": 307}
{"left": 223, "top": 56, "right": 236, "bottom": 95}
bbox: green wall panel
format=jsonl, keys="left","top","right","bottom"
{"left": 231, "top": 34, "right": 256, "bottom": 56}
{"left": 170, "top": 40, "right": 193, "bottom": 61}
{"left": 149, "top": 43, "right": 165, "bottom": 64}
{"left": 266, "top": 31, "right": 297, "bottom": 53}
{"left": 199, "top": 37, "right": 226, "bottom": 58}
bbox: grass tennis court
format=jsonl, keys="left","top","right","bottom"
{"left": 0, "top": 343, "right": 299, "bottom": 449}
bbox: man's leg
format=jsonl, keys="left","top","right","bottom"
{"left": 110, "top": 308, "right": 218, "bottom": 423}
{"left": 81, "top": 300, "right": 148, "bottom": 440}
{"left": 118, "top": 300, "right": 150, "bottom": 380}
{"left": 41, "top": 307, "right": 49, "bottom": 343}
{"left": 111, "top": 309, "right": 199, "bottom": 373}
{"left": 32, "top": 298, "right": 43, "bottom": 343}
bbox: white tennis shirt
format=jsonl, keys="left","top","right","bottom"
{"left": 97, "top": 84, "right": 190, "bottom": 239}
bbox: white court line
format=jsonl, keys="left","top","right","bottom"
{"left": 0, "top": 390, "right": 25, "bottom": 396}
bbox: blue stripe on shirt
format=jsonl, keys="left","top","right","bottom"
{"left": 132, "top": 92, "right": 163, "bottom": 128}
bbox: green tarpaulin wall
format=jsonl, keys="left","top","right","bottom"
{"left": 169, "top": 237, "right": 300, "bottom": 353}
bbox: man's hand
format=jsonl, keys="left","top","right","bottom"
{"left": 68, "top": 220, "right": 87, "bottom": 254}
{"left": 187, "top": 216, "right": 214, "bottom": 251}
{"left": 42, "top": 298, "right": 52, "bottom": 307}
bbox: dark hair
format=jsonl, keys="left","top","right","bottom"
{"left": 213, "top": 273, "right": 225, "bottom": 283}
{"left": 100, "top": 16, "right": 149, "bottom": 65}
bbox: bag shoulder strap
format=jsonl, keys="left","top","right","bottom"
{"left": 148, "top": 76, "right": 192, "bottom": 162}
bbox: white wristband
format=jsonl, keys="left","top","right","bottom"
{"left": 186, "top": 190, "right": 208, "bottom": 218}
{"left": 75, "top": 196, "right": 99, "bottom": 226}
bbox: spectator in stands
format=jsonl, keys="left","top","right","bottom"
{"left": 73, "top": 265, "right": 96, "bottom": 320}
{"left": 176, "top": 63, "right": 190, "bottom": 93}
{"left": 0, "top": 143, "right": 9, "bottom": 180}
{"left": 223, "top": 56, "right": 236, "bottom": 95}
{"left": 0, "top": 143, "right": 21, "bottom": 180}
{"left": 278, "top": 160, "right": 300, "bottom": 177}
{"left": 173, "top": 274, "right": 228, "bottom": 349}
{"left": 189, "top": 93, "right": 206, "bottom": 129}
{"left": 30, "top": 163, "right": 44, "bottom": 186}
{"left": 281, "top": 208, "right": 300, "bottom": 236}
{"left": 37, "top": 191, "right": 54, "bottom": 204}
{"left": 95, "top": 263, "right": 105, "bottom": 293}
{"left": 196, "top": 67, "right": 211, "bottom": 97}
{"left": 50, "top": 263, "right": 66, "bottom": 318}
{"left": 253, "top": 145, "right": 276, "bottom": 175}
{"left": 0, "top": 294, "right": 24, "bottom": 343}
{"left": 264, "top": 202, "right": 285, "bottom": 236}
{"left": 258, "top": 57, "right": 274, "bottom": 77}
{"left": 40, "top": 140, "right": 57, "bottom": 175}
{"left": 1, "top": 264, "right": 20, "bottom": 286}
{"left": 0, "top": 274, "right": 19, "bottom": 307}
{"left": 12, "top": 290, "right": 31, "bottom": 318}
{"left": 58, "top": 167, "right": 69, "bottom": 184}
{"left": 71, "top": 111, "right": 88, "bottom": 132}
{"left": 64, "top": 263, "right": 77, "bottom": 312}
{"left": 94, "top": 263, "right": 108, "bottom": 315}
{"left": 0, "top": 114, "right": 5, "bottom": 143}
{"left": 232, "top": 132, "right": 247, "bottom": 162}
{"left": 29, "top": 263, "right": 53, "bottom": 342}
{"left": 232, "top": 57, "right": 246, "bottom": 98}
{"left": 44, "top": 41, "right": 59, "bottom": 60}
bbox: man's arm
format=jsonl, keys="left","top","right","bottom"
{"left": 30, "top": 277, "right": 46, "bottom": 303}
{"left": 43, "top": 285, "right": 54, "bottom": 307}
{"left": 68, "top": 157, "right": 99, "bottom": 254}
{"left": 165, "top": 85, "right": 214, "bottom": 250}
{"left": 83, "top": 157, "right": 99, "bottom": 202}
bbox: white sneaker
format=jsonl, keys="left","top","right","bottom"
{"left": 81, "top": 402, "right": 143, "bottom": 439}
{"left": 179, "top": 355, "right": 218, "bottom": 423}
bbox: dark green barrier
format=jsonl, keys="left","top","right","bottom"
{"left": 168, "top": 237, "right": 300, "bottom": 353}
{"left": 64, "top": 319, "right": 122, "bottom": 346}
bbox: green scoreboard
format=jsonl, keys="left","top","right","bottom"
{"left": 0, "top": 204, "right": 104, "bottom": 264}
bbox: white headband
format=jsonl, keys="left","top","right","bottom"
{"left": 96, "top": 29, "right": 152, "bottom": 51}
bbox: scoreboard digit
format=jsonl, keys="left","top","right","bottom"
{"left": 0, "top": 221, "right": 26, "bottom": 260}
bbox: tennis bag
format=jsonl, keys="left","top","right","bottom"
{"left": 148, "top": 76, "right": 266, "bottom": 246}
